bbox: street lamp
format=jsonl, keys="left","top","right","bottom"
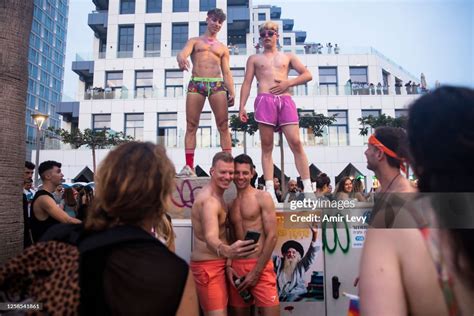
{"left": 31, "top": 112, "right": 49, "bottom": 187}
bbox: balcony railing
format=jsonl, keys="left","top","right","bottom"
{"left": 83, "top": 83, "right": 426, "bottom": 101}
{"left": 117, "top": 51, "right": 133, "bottom": 58}
{"left": 144, "top": 50, "right": 161, "bottom": 57}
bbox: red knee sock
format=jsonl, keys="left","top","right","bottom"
{"left": 185, "top": 149, "right": 195, "bottom": 169}
{"left": 222, "top": 148, "right": 232, "bottom": 154}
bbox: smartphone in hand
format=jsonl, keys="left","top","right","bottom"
{"left": 244, "top": 230, "right": 261, "bottom": 244}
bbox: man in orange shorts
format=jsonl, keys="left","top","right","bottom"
{"left": 227, "top": 154, "right": 280, "bottom": 315}
{"left": 190, "top": 152, "right": 257, "bottom": 315}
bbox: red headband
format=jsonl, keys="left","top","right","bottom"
{"left": 368, "top": 134, "right": 407, "bottom": 173}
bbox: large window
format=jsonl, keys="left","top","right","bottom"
{"left": 328, "top": 110, "right": 348, "bottom": 146}
{"left": 120, "top": 0, "right": 135, "bottom": 14}
{"left": 125, "top": 113, "right": 144, "bottom": 140}
{"left": 172, "top": 23, "right": 188, "bottom": 54}
{"left": 145, "top": 24, "right": 161, "bottom": 57}
{"left": 106, "top": 71, "right": 123, "bottom": 90}
{"left": 361, "top": 109, "right": 380, "bottom": 143}
{"left": 173, "top": 0, "right": 188, "bottom": 12}
{"left": 157, "top": 113, "right": 178, "bottom": 147}
{"left": 231, "top": 68, "right": 245, "bottom": 97}
{"left": 350, "top": 66, "right": 368, "bottom": 83}
{"left": 258, "top": 13, "right": 266, "bottom": 21}
{"left": 118, "top": 25, "right": 134, "bottom": 58}
{"left": 135, "top": 70, "right": 153, "bottom": 98}
{"left": 283, "top": 37, "right": 291, "bottom": 46}
{"left": 165, "top": 70, "right": 183, "bottom": 97}
{"left": 92, "top": 114, "right": 111, "bottom": 131}
{"left": 289, "top": 69, "right": 307, "bottom": 96}
{"left": 197, "top": 112, "right": 212, "bottom": 148}
{"left": 319, "top": 67, "right": 338, "bottom": 95}
{"left": 299, "top": 110, "right": 324, "bottom": 146}
{"left": 200, "top": 0, "right": 216, "bottom": 11}
{"left": 395, "top": 109, "right": 408, "bottom": 118}
{"left": 146, "top": 0, "right": 162, "bottom": 13}
{"left": 199, "top": 22, "right": 207, "bottom": 36}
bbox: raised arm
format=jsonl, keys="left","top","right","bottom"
{"left": 201, "top": 198, "right": 256, "bottom": 258}
{"left": 221, "top": 47, "right": 235, "bottom": 106}
{"left": 239, "top": 56, "right": 256, "bottom": 122}
{"left": 236, "top": 192, "right": 278, "bottom": 291}
{"left": 176, "top": 38, "right": 197, "bottom": 71}
{"left": 38, "top": 196, "right": 81, "bottom": 224}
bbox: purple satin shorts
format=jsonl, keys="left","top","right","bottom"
{"left": 254, "top": 93, "right": 299, "bottom": 130}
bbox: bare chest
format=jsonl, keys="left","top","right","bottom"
{"left": 193, "top": 41, "right": 223, "bottom": 59}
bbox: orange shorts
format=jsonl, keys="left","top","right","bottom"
{"left": 190, "top": 259, "right": 228, "bottom": 312}
{"left": 229, "top": 258, "right": 279, "bottom": 307}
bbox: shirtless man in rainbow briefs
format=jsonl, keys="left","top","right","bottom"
{"left": 177, "top": 8, "right": 235, "bottom": 173}
{"left": 239, "top": 21, "right": 313, "bottom": 202}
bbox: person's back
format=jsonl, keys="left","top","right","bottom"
{"left": 101, "top": 227, "right": 188, "bottom": 315}
{"left": 30, "top": 190, "right": 61, "bottom": 242}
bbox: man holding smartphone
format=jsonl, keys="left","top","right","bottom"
{"left": 190, "top": 152, "right": 257, "bottom": 316}
{"left": 227, "top": 154, "right": 280, "bottom": 315}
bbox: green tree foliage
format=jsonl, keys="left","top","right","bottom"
{"left": 358, "top": 113, "right": 408, "bottom": 136}
{"left": 49, "top": 127, "right": 134, "bottom": 172}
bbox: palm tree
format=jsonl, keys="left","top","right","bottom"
{"left": 0, "top": 0, "right": 34, "bottom": 264}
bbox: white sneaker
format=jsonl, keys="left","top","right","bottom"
{"left": 177, "top": 165, "right": 196, "bottom": 177}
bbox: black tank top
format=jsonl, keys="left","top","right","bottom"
{"left": 30, "top": 190, "right": 61, "bottom": 243}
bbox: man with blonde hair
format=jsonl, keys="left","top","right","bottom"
{"left": 239, "top": 21, "right": 314, "bottom": 203}
{"left": 191, "top": 152, "right": 257, "bottom": 315}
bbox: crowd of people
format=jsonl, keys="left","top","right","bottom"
{"left": 0, "top": 6, "right": 472, "bottom": 316}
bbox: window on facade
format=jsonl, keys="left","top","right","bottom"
{"left": 120, "top": 0, "right": 135, "bottom": 14}
{"left": 106, "top": 71, "right": 123, "bottom": 97}
{"left": 227, "top": 110, "right": 245, "bottom": 148}
{"left": 145, "top": 24, "right": 161, "bottom": 57}
{"left": 197, "top": 112, "right": 212, "bottom": 148}
{"left": 299, "top": 110, "right": 324, "bottom": 146}
{"left": 118, "top": 25, "right": 134, "bottom": 58}
{"left": 283, "top": 37, "right": 291, "bottom": 46}
{"left": 92, "top": 114, "right": 111, "bottom": 131}
{"left": 173, "top": 0, "right": 188, "bottom": 12}
{"left": 289, "top": 69, "right": 307, "bottom": 96}
{"left": 99, "top": 38, "right": 107, "bottom": 58}
{"left": 165, "top": 70, "right": 183, "bottom": 97}
{"left": 199, "top": 22, "right": 207, "bottom": 36}
{"left": 349, "top": 66, "right": 368, "bottom": 83}
{"left": 135, "top": 70, "right": 153, "bottom": 98}
{"left": 146, "top": 0, "right": 162, "bottom": 13}
{"left": 200, "top": 0, "right": 216, "bottom": 11}
{"left": 328, "top": 110, "right": 348, "bottom": 146}
{"left": 319, "top": 67, "right": 338, "bottom": 95}
{"left": 395, "top": 109, "right": 408, "bottom": 118}
{"left": 125, "top": 113, "right": 144, "bottom": 140}
{"left": 231, "top": 68, "right": 245, "bottom": 97}
{"left": 172, "top": 23, "right": 188, "bottom": 54}
{"left": 361, "top": 109, "right": 381, "bottom": 143}
{"left": 157, "top": 113, "right": 178, "bottom": 147}
{"left": 258, "top": 13, "right": 266, "bottom": 21}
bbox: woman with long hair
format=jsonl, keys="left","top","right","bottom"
{"left": 335, "top": 176, "right": 353, "bottom": 200}
{"left": 83, "top": 142, "right": 197, "bottom": 315}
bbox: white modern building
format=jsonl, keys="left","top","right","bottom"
{"left": 41, "top": 0, "right": 423, "bottom": 188}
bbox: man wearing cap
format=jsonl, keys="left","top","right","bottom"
{"left": 272, "top": 226, "right": 319, "bottom": 301}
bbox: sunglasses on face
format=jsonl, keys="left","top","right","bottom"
{"left": 260, "top": 30, "right": 278, "bottom": 38}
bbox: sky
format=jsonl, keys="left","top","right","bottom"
{"left": 62, "top": 0, "right": 473, "bottom": 100}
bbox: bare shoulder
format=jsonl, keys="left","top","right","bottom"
{"left": 256, "top": 190, "right": 274, "bottom": 206}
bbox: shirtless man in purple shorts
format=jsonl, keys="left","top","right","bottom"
{"left": 239, "top": 21, "right": 313, "bottom": 202}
